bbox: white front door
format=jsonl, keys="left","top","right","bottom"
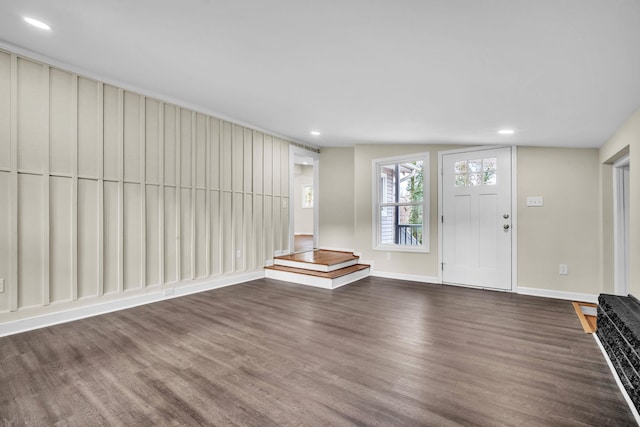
{"left": 441, "top": 147, "right": 512, "bottom": 290}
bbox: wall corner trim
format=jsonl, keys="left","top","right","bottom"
{"left": 0, "top": 271, "right": 264, "bottom": 338}
{"left": 517, "top": 287, "right": 598, "bottom": 303}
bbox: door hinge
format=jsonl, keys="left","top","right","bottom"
{"left": 441, "top": 262, "right": 445, "bottom": 271}
{"left": 441, "top": 215, "right": 444, "bottom": 223}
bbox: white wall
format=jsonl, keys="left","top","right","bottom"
{"left": 319, "top": 143, "right": 603, "bottom": 295}
{"left": 0, "top": 48, "right": 291, "bottom": 324}
{"left": 517, "top": 147, "right": 600, "bottom": 294}
{"left": 319, "top": 147, "right": 355, "bottom": 251}
{"left": 600, "top": 107, "right": 640, "bottom": 296}
{"left": 293, "top": 164, "right": 313, "bottom": 234}
{"left": 353, "top": 144, "right": 457, "bottom": 278}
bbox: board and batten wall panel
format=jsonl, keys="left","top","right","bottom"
{"left": 146, "top": 185, "right": 161, "bottom": 287}
{"left": 253, "top": 195, "right": 264, "bottom": 266}
{"left": 103, "top": 182, "right": 120, "bottom": 295}
{"left": 222, "top": 192, "right": 233, "bottom": 274}
{"left": 78, "top": 179, "right": 99, "bottom": 299}
{"left": 77, "top": 77, "right": 100, "bottom": 179}
{"left": 123, "top": 183, "right": 142, "bottom": 291}
{"left": 195, "top": 189, "right": 206, "bottom": 278}
{"left": 123, "top": 92, "right": 142, "bottom": 183}
{"left": 145, "top": 99, "right": 161, "bottom": 185}
{"left": 209, "top": 118, "right": 220, "bottom": 190}
{"left": 0, "top": 173, "right": 10, "bottom": 312}
{"left": 233, "top": 193, "right": 244, "bottom": 270}
{"left": 0, "top": 52, "right": 10, "bottom": 169}
{"left": 195, "top": 114, "right": 206, "bottom": 189}
{"left": 49, "top": 68, "right": 74, "bottom": 176}
{"left": 163, "top": 187, "right": 178, "bottom": 284}
{"left": 0, "top": 48, "right": 292, "bottom": 324}
{"left": 49, "top": 177, "right": 73, "bottom": 303}
{"left": 17, "top": 58, "right": 45, "bottom": 173}
{"left": 209, "top": 190, "right": 221, "bottom": 276}
{"left": 18, "top": 174, "right": 44, "bottom": 309}
{"left": 180, "top": 188, "right": 192, "bottom": 281}
{"left": 103, "top": 85, "right": 121, "bottom": 181}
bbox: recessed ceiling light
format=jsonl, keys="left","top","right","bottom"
{"left": 498, "top": 129, "right": 515, "bottom": 135}
{"left": 302, "top": 162, "right": 309, "bottom": 165}
{"left": 310, "top": 130, "right": 320, "bottom": 136}
{"left": 24, "top": 17, "right": 51, "bottom": 30}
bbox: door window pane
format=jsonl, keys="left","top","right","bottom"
{"left": 469, "top": 173, "right": 482, "bottom": 186}
{"left": 468, "top": 159, "right": 482, "bottom": 173}
{"left": 455, "top": 160, "right": 467, "bottom": 174}
{"left": 454, "top": 156, "right": 497, "bottom": 186}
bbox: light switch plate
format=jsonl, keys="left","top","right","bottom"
{"left": 526, "top": 196, "right": 544, "bottom": 207}
{"left": 0, "top": 278, "right": 4, "bottom": 293}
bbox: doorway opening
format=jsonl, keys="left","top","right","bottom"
{"left": 613, "top": 155, "right": 630, "bottom": 296}
{"left": 289, "top": 146, "right": 319, "bottom": 253}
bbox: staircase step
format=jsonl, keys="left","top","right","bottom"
{"left": 273, "top": 250, "right": 359, "bottom": 272}
{"left": 266, "top": 263, "right": 369, "bottom": 279}
{"left": 264, "top": 263, "right": 370, "bottom": 289}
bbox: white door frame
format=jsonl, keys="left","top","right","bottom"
{"left": 613, "top": 154, "right": 630, "bottom": 296}
{"left": 289, "top": 145, "right": 320, "bottom": 253}
{"left": 437, "top": 145, "right": 518, "bottom": 291}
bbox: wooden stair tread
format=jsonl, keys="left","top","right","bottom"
{"left": 265, "top": 263, "right": 369, "bottom": 279}
{"left": 275, "top": 250, "right": 358, "bottom": 266}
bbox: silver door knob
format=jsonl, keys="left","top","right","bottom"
{"left": 503, "top": 213, "right": 510, "bottom": 219}
{"left": 503, "top": 224, "right": 510, "bottom": 230}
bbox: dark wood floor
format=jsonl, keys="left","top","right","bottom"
{"left": 0, "top": 277, "right": 634, "bottom": 426}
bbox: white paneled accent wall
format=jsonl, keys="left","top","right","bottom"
{"left": 0, "top": 49, "right": 290, "bottom": 323}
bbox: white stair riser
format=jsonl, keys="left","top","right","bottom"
{"left": 273, "top": 258, "right": 358, "bottom": 272}
{"left": 265, "top": 267, "right": 370, "bottom": 289}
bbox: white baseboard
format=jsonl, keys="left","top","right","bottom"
{"left": 593, "top": 334, "right": 640, "bottom": 424}
{"left": 371, "top": 270, "right": 441, "bottom": 285}
{"left": 0, "top": 270, "right": 264, "bottom": 338}
{"left": 517, "top": 287, "right": 598, "bottom": 303}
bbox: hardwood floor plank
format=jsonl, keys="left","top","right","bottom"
{"left": 0, "top": 277, "right": 634, "bottom": 426}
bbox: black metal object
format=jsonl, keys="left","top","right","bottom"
{"left": 597, "top": 293, "right": 640, "bottom": 413}
{"left": 397, "top": 224, "right": 421, "bottom": 245}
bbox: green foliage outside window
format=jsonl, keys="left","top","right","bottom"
{"left": 407, "top": 163, "right": 423, "bottom": 243}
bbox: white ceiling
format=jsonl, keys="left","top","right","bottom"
{"left": 1, "top": 0, "right": 639, "bottom": 148}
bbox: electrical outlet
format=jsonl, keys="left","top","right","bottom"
{"left": 559, "top": 264, "right": 568, "bottom": 275}
{"left": 163, "top": 287, "right": 174, "bottom": 296}
{"left": 526, "top": 196, "right": 544, "bottom": 207}
{"left": 0, "top": 278, "right": 4, "bottom": 293}
{"left": 236, "top": 249, "right": 241, "bottom": 258}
